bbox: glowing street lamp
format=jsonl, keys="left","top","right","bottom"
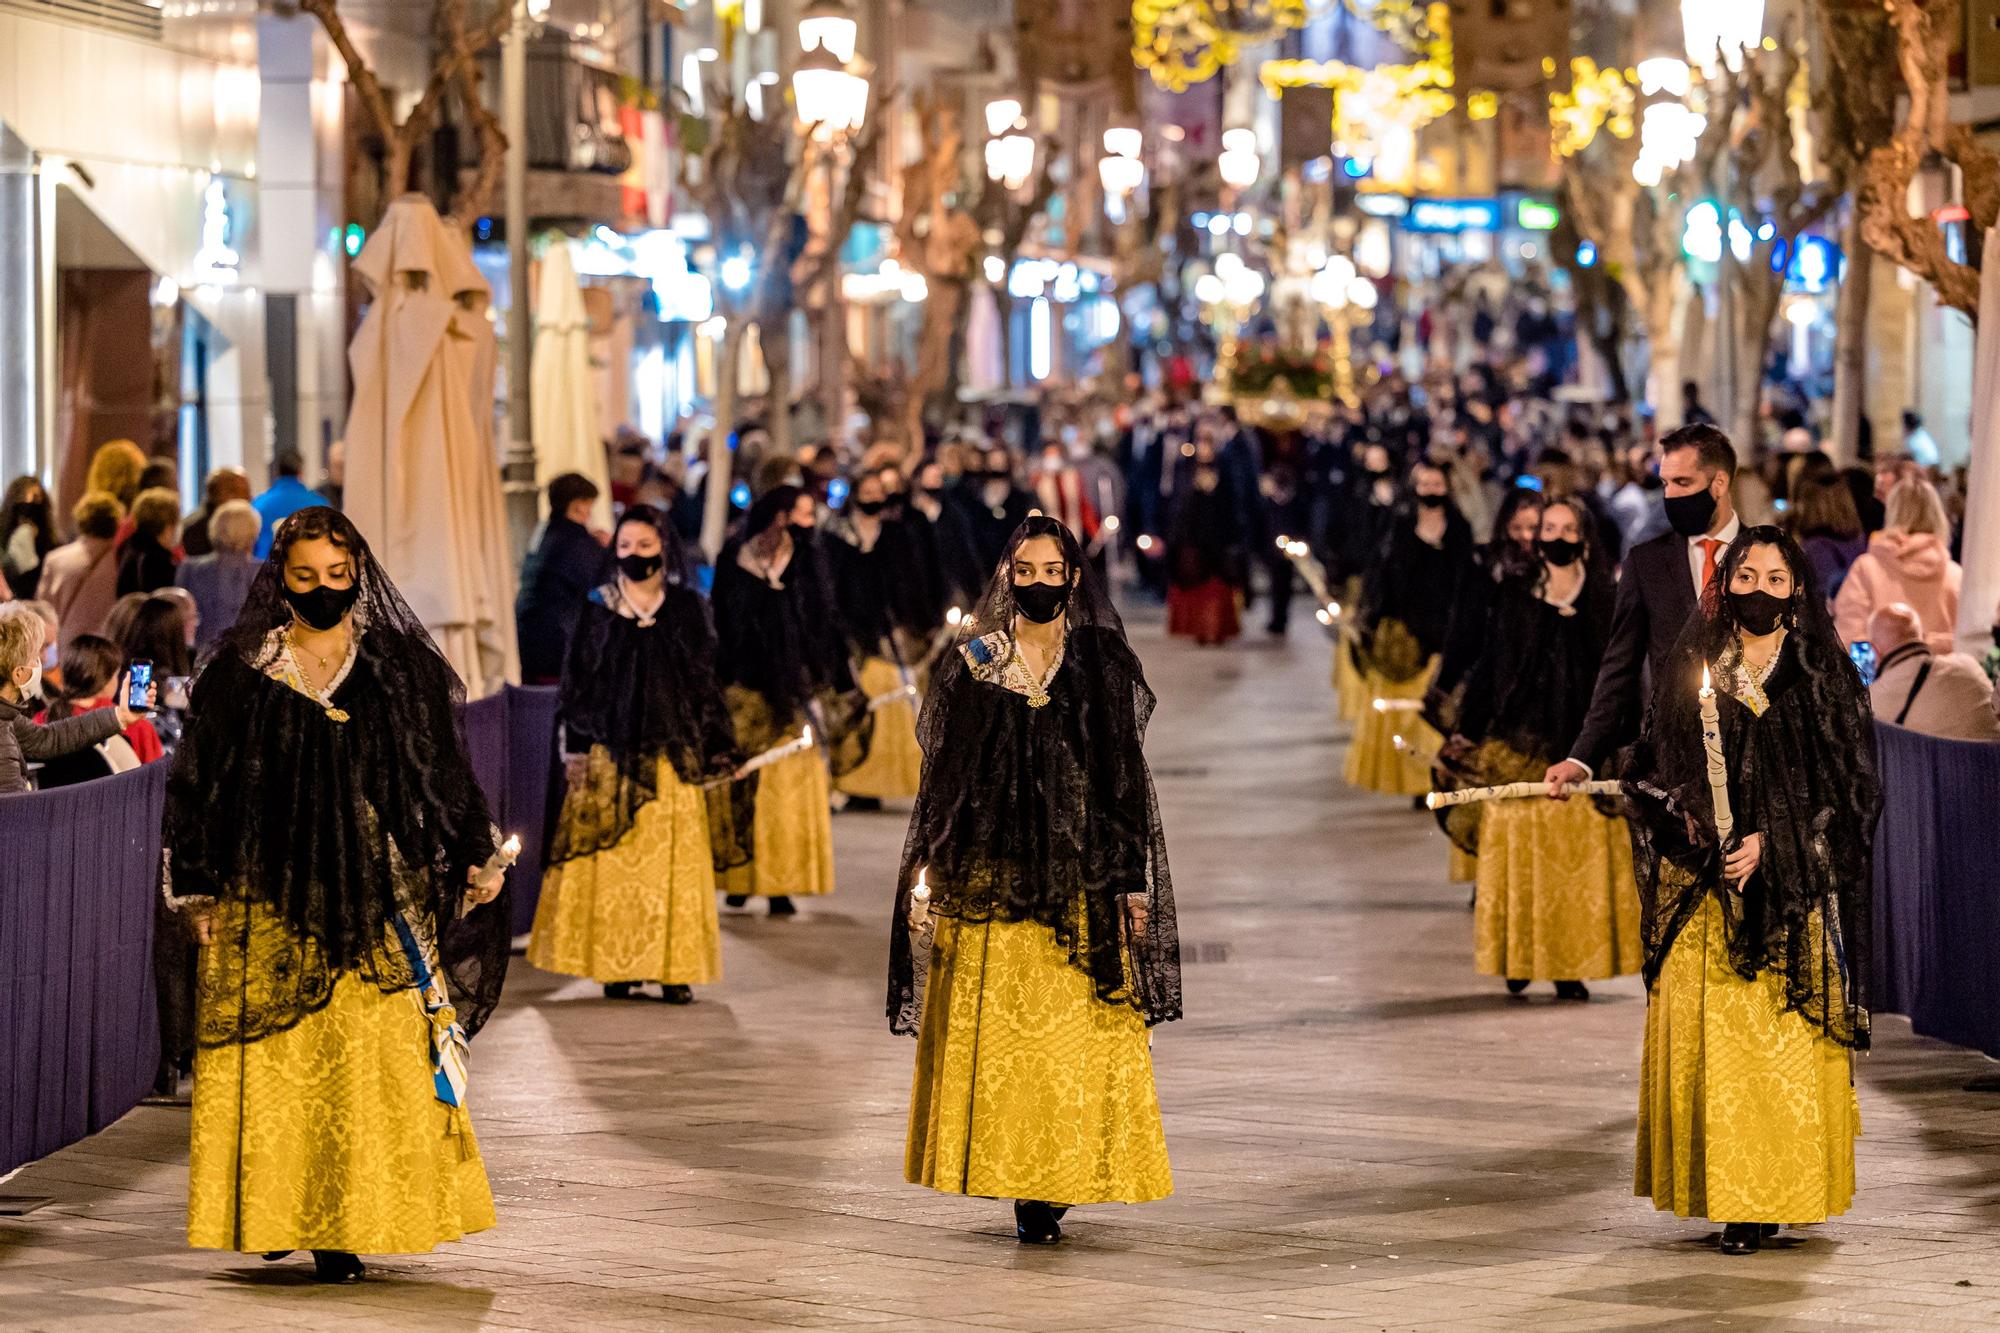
{"left": 985, "top": 128, "right": 1036, "bottom": 192}
{"left": 985, "top": 97, "right": 1023, "bottom": 139}
{"left": 1682, "top": 0, "right": 1764, "bottom": 75}
{"left": 1099, "top": 152, "right": 1145, "bottom": 198}
{"left": 792, "top": 41, "right": 867, "bottom": 137}
{"left": 798, "top": 0, "right": 858, "bottom": 64}
{"left": 1217, "top": 127, "right": 1261, "bottom": 190}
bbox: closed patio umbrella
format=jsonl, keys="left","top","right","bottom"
{"left": 1963, "top": 224, "right": 2000, "bottom": 656}
{"left": 345, "top": 194, "right": 520, "bottom": 698}
{"left": 531, "top": 238, "right": 612, "bottom": 532}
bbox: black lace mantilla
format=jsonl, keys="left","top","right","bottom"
{"left": 888, "top": 516, "right": 1182, "bottom": 1035}
{"left": 1621, "top": 527, "right": 1878, "bottom": 1050}
{"left": 162, "top": 507, "right": 508, "bottom": 1048}
{"left": 547, "top": 585, "right": 750, "bottom": 872}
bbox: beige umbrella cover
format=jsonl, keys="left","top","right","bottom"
{"left": 1960, "top": 224, "right": 2000, "bottom": 656}
{"left": 344, "top": 194, "right": 521, "bottom": 698}
{"left": 531, "top": 239, "right": 612, "bottom": 532}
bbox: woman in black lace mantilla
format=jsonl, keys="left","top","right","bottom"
{"left": 890, "top": 515, "right": 1179, "bottom": 1246}
{"left": 163, "top": 506, "right": 509, "bottom": 1282}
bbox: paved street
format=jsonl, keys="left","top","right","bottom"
{"left": 6, "top": 610, "right": 2000, "bottom": 1331}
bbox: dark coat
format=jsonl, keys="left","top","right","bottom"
{"left": 515, "top": 517, "right": 612, "bottom": 682}
{"left": 0, "top": 695, "right": 120, "bottom": 795}
{"left": 1566, "top": 531, "right": 1702, "bottom": 768}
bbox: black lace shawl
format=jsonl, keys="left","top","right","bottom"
{"left": 547, "top": 585, "right": 750, "bottom": 871}
{"left": 882, "top": 509, "right": 951, "bottom": 636}
{"left": 1353, "top": 505, "right": 1474, "bottom": 680}
{"left": 888, "top": 517, "right": 1182, "bottom": 1035}
{"left": 824, "top": 518, "right": 900, "bottom": 659}
{"left": 162, "top": 507, "right": 507, "bottom": 1047}
{"left": 1622, "top": 527, "right": 1878, "bottom": 1050}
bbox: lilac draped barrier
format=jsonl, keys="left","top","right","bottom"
{"left": 0, "top": 765, "right": 166, "bottom": 1175}
{"left": 460, "top": 684, "right": 560, "bottom": 936}
{"left": 1869, "top": 722, "right": 2000, "bottom": 1058}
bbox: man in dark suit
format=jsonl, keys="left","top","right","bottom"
{"left": 1547, "top": 423, "right": 1741, "bottom": 794}
{"left": 515, "top": 473, "right": 612, "bottom": 684}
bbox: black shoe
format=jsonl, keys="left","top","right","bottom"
{"left": 1505, "top": 978, "right": 1531, "bottom": 995}
{"left": 1014, "top": 1200, "right": 1063, "bottom": 1244}
{"left": 261, "top": 1250, "right": 294, "bottom": 1262}
{"left": 1761, "top": 1223, "right": 1782, "bottom": 1239}
{"left": 1553, "top": 981, "right": 1591, "bottom": 1002}
{"left": 659, "top": 984, "right": 694, "bottom": 1005}
{"left": 843, "top": 796, "right": 884, "bottom": 813}
{"left": 768, "top": 896, "right": 797, "bottom": 917}
{"left": 723, "top": 894, "right": 750, "bottom": 909}
{"left": 603, "top": 982, "right": 639, "bottom": 1000}
{"left": 1718, "top": 1223, "right": 1762, "bottom": 1255}
{"left": 311, "top": 1250, "right": 366, "bottom": 1283}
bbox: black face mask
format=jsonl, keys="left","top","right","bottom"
{"left": 618, "top": 552, "right": 664, "bottom": 582}
{"left": 854, "top": 498, "right": 887, "bottom": 516}
{"left": 1012, "top": 580, "right": 1070, "bottom": 624}
{"left": 1415, "top": 493, "right": 1448, "bottom": 510}
{"left": 1540, "top": 537, "right": 1583, "bottom": 567}
{"left": 1730, "top": 588, "right": 1789, "bottom": 636}
{"left": 283, "top": 582, "right": 361, "bottom": 632}
{"left": 1663, "top": 486, "right": 1718, "bottom": 537}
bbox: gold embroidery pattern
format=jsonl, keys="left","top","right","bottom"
{"left": 1636, "top": 894, "right": 1860, "bottom": 1223}
{"left": 907, "top": 917, "right": 1173, "bottom": 1205}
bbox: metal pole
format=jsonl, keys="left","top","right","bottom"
{"left": 502, "top": 0, "right": 538, "bottom": 561}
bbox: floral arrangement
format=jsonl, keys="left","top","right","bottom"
{"left": 1227, "top": 342, "right": 1335, "bottom": 400}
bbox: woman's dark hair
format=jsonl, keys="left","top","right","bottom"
{"left": 1, "top": 477, "right": 52, "bottom": 558}
{"left": 1489, "top": 486, "right": 1543, "bottom": 547}
{"left": 267, "top": 504, "right": 356, "bottom": 569}
{"left": 119, "top": 594, "right": 193, "bottom": 680}
{"left": 744, "top": 484, "right": 806, "bottom": 539}
{"left": 46, "top": 634, "right": 123, "bottom": 721}
{"left": 547, "top": 472, "right": 599, "bottom": 515}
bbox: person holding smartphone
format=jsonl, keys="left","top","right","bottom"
{"left": 162, "top": 507, "right": 510, "bottom": 1284}
{"left": 0, "top": 603, "right": 152, "bottom": 794}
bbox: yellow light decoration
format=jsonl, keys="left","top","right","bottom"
{"left": 1258, "top": 5, "right": 1454, "bottom": 192}
{"left": 1546, "top": 57, "right": 1635, "bottom": 159}
{"left": 1466, "top": 91, "right": 1498, "bottom": 121}
{"left": 1132, "top": 0, "right": 1309, "bottom": 92}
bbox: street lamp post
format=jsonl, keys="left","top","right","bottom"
{"left": 501, "top": 0, "right": 537, "bottom": 563}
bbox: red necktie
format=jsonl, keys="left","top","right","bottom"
{"left": 1699, "top": 538, "right": 1721, "bottom": 595}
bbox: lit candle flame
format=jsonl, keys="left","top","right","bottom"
{"left": 1700, "top": 663, "right": 1712, "bottom": 696}
{"left": 501, "top": 834, "right": 522, "bottom": 860}
{"left": 912, "top": 867, "right": 930, "bottom": 900}
{"left": 802, "top": 724, "right": 814, "bottom": 746}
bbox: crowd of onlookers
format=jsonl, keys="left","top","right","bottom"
{"left": 0, "top": 438, "right": 342, "bottom": 793}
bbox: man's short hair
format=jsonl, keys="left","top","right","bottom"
{"left": 130, "top": 487, "right": 181, "bottom": 540}
{"left": 72, "top": 490, "right": 126, "bottom": 541}
{"left": 548, "top": 473, "right": 600, "bottom": 515}
{"left": 0, "top": 602, "right": 44, "bottom": 675}
{"left": 273, "top": 449, "right": 305, "bottom": 479}
{"left": 210, "top": 499, "right": 261, "bottom": 554}
{"left": 1659, "top": 422, "right": 1737, "bottom": 478}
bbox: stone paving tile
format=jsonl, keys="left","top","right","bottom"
{"left": 6, "top": 612, "right": 2000, "bottom": 1332}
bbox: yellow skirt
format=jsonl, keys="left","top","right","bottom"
{"left": 907, "top": 918, "right": 1172, "bottom": 1205}
{"left": 1636, "top": 896, "right": 1860, "bottom": 1224}
{"left": 189, "top": 969, "right": 495, "bottom": 1254}
{"left": 835, "top": 657, "right": 923, "bottom": 801}
{"left": 1474, "top": 795, "right": 1642, "bottom": 980}
{"left": 1333, "top": 628, "right": 1367, "bottom": 723}
{"left": 529, "top": 755, "right": 722, "bottom": 985}
{"left": 717, "top": 746, "right": 836, "bottom": 898}
{"left": 1343, "top": 662, "right": 1439, "bottom": 797}
{"left": 1448, "top": 845, "right": 1479, "bottom": 885}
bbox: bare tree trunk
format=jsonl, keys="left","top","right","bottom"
{"left": 1642, "top": 281, "right": 1687, "bottom": 431}
{"left": 702, "top": 320, "right": 749, "bottom": 559}
{"left": 763, "top": 316, "right": 794, "bottom": 459}
{"left": 1830, "top": 217, "right": 1874, "bottom": 465}
{"left": 1731, "top": 268, "right": 1783, "bottom": 451}
{"left": 988, "top": 282, "right": 1015, "bottom": 388}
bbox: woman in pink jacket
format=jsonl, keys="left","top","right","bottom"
{"left": 1834, "top": 478, "right": 1960, "bottom": 653}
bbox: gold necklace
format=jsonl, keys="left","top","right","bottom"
{"left": 290, "top": 626, "right": 342, "bottom": 674}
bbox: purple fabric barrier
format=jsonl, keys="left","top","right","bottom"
{"left": 0, "top": 764, "right": 165, "bottom": 1175}
{"left": 1870, "top": 722, "right": 2000, "bottom": 1058}
{"left": 460, "top": 685, "right": 560, "bottom": 936}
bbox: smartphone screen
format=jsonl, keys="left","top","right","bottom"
{"left": 126, "top": 659, "right": 153, "bottom": 711}
{"left": 1848, "top": 640, "right": 1878, "bottom": 686}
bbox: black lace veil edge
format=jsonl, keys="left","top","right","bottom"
{"left": 886, "top": 516, "right": 1181, "bottom": 1036}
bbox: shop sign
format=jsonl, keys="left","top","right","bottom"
{"left": 1355, "top": 193, "right": 1410, "bottom": 219}
{"left": 1403, "top": 197, "right": 1501, "bottom": 233}
{"left": 1515, "top": 198, "right": 1561, "bottom": 231}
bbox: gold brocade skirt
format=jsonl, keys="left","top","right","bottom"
{"left": 834, "top": 657, "right": 922, "bottom": 801}
{"left": 529, "top": 755, "right": 722, "bottom": 985}
{"left": 1636, "top": 896, "right": 1860, "bottom": 1224}
{"left": 1448, "top": 845, "right": 1479, "bottom": 885}
{"left": 907, "top": 918, "right": 1172, "bottom": 1205}
{"left": 717, "top": 746, "right": 836, "bottom": 898}
{"left": 1473, "top": 795, "right": 1642, "bottom": 980}
{"left": 1343, "top": 661, "right": 1439, "bottom": 797}
{"left": 1333, "top": 627, "right": 1367, "bottom": 723}
{"left": 189, "top": 953, "right": 494, "bottom": 1254}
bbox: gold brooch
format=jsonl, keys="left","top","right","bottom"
{"left": 325, "top": 707, "right": 350, "bottom": 724}
{"left": 1026, "top": 690, "right": 1049, "bottom": 709}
